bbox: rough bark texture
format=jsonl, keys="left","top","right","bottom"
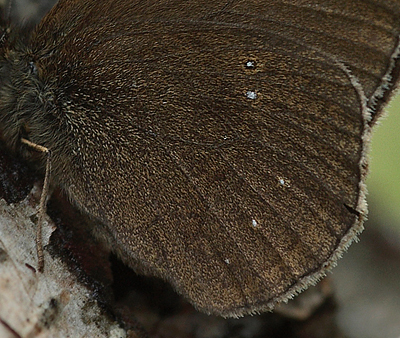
{"left": 0, "top": 188, "right": 136, "bottom": 338}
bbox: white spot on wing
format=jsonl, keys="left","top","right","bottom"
{"left": 246, "top": 60, "right": 255, "bottom": 68}
{"left": 246, "top": 90, "right": 257, "bottom": 100}
{"left": 277, "top": 176, "right": 291, "bottom": 188}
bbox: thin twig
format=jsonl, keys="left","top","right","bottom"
{"left": 21, "top": 138, "right": 52, "bottom": 272}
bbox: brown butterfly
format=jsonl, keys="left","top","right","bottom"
{"left": 1, "top": 0, "right": 399, "bottom": 317}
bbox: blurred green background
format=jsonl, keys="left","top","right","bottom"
{"left": 368, "top": 93, "right": 400, "bottom": 232}
{"left": 333, "top": 91, "right": 400, "bottom": 338}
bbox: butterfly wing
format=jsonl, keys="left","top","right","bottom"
{"left": 28, "top": 0, "right": 400, "bottom": 316}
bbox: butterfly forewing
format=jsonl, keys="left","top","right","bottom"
{"left": 12, "top": 0, "right": 400, "bottom": 316}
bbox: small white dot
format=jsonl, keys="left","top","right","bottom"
{"left": 246, "top": 90, "right": 257, "bottom": 100}
{"left": 252, "top": 219, "right": 258, "bottom": 227}
{"left": 246, "top": 61, "right": 255, "bottom": 68}
{"left": 224, "top": 258, "right": 230, "bottom": 264}
{"left": 279, "top": 178, "right": 285, "bottom": 185}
